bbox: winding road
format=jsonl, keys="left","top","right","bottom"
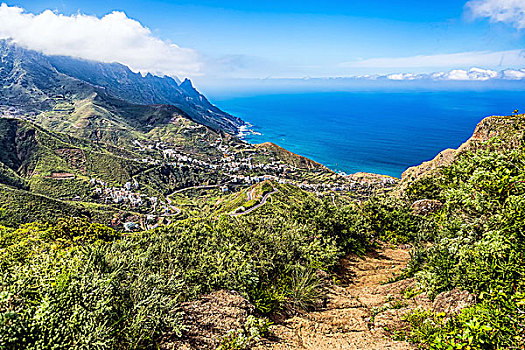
{"left": 231, "top": 189, "right": 277, "bottom": 217}
{"left": 162, "top": 185, "right": 221, "bottom": 219}
{"left": 165, "top": 193, "right": 182, "bottom": 216}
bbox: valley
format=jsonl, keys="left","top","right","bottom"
{"left": 0, "top": 39, "right": 524, "bottom": 350}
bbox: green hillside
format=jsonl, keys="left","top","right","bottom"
{"left": 1, "top": 38, "right": 523, "bottom": 350}
{"left": 0, "top": 183, "right": 131, "bottom": 227}
{"left": 1, "top": 111, "right": 524, "bottom": 349}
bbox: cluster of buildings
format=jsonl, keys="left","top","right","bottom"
{"left": 95, "top": 187, "right": 143, "bottom": 207}
{"left": 131, "top": 135, "right": 296, "bottom": 179}
{"left": 159, "top": 145, "right": 293, "bottom": 177}
{"left": 135, "top": 142, "right": 376, "bottom": 196}
{"left": 89, "top": 178, "right": 162, "bottom": 210}
{"left": 123, "top": 136, "right": 398, "bottom": 212}
{"left": 1, "top": 105, "right": 37, "bottom": 121}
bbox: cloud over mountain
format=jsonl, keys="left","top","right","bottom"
{"left": 383, "top": 67, "right": 525, "bottom": 81}
{"left": 0, "top": 3, "right": 201, "bottom": 77}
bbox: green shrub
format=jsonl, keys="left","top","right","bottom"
{"left": 405, "top": 174, "right": 444, "bottom": 202}
{"left": 398, "top": 138, "right": 525, "bottom": 349}
{"left": 358, "top": 195, "right": 423, "bottom": 244}
{"left": 260, "top": 182, "right": 274, "bottom": 194}
{"left": 218, "top": 316, "right": 271, "bottom": 350}
{"left": 249, "top": 266, "right": 322, "bottom": 315}
{"left": 403, "top": 291, "right": 525, "bottom": 349}
{"left": 0, "top": 221, "right": 185, "bottom": 349}
{"left": 243, "top": 199, "right": 260, "bottom": 210}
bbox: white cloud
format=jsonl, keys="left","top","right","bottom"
{"left": 467, "top": 67, "right": 499, "bottom": 80}
{"left": 445, "top": 69, "right": 484, "bottom": 80}
{"left": 466, "top": 0, "right": 525, "bottom": 29}
{"left": 426, "top": 67, "right": 500, "bottom": 81}
{"left": 0, "top": 3, "right": 201, "bottom": 77}
{"left": 340, "top": 49, "right": 525, "bottom": 69}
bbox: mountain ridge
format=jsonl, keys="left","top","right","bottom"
{"left": 0, "top": 40, "right": 243, "bottom": 134}
{"left": 46, "top": 52, "right": 244, "bottom": 134}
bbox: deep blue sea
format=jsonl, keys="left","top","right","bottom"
{"left": 210, "top": 90, "right": 525, "bottom": 177}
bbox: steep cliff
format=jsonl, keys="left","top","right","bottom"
{"left": 401, "top": 114, "right": 525, "bottom": 183}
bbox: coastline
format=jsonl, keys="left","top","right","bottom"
{"left": 237, "top": 120, "right": 401, "bottom": 180}
{"left": 214, "top": 90, "right": 524, "bottom": 178}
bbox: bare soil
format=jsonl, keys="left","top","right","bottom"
{"left": 162, "top": 245, "right": 442, "bottom": 350}
{"left": 162, "top": 290, "right": 256, "bottom": 350}
{"left": 256, "top": 245, "right": 432, "bottom": 350}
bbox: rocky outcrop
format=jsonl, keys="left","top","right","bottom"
{"left": 401, "top": 148, "right": 456, "bottom": 182}
{"left": 347, "top": 172, "right": 398, "bottom": 187}
{"left": 432, "top": 289, "right": 476, "bottom": 316}
{"left": 411, "top": 199, "right": 443, "bottom": 215}
{"left": 255, "top": 142, "right": 331, "bottom": 171}
{"left": 401, "top": 115, "right": 525, "bottom": 184}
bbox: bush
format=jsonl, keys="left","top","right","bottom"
{"left": 260, "top": 181, "right": 274, "bottom": 194}
{"left": 405, "top": 174, "right": 444, "bottom": 203}
{"left": 218, "top": 316, "right": 271, "bottom": 350}
{"left": 249, "top": 266, "right": 322, "bottom": 315}
{"left": 397, "top": 138, "right": 525, "bottom": 349}
{"left": 0, "top": 221, "right": 184, "bottom": 349}
{"left": 0, "top": 189, "right": 370, "bottom": 347}
{"left": 403, "top": 291, "right": 525, "bottom": 349}
{"left": 357, "top": 195, "right": 424, "bottom": 244}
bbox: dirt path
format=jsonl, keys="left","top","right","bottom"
{"left": 256, "top": 245, "right": 423, "bottom": 350}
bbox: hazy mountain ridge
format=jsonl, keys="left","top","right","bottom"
{"left": 0, "top": 40, "right": 243, "bottom": 134}
{"left": 46, "top": 53, "right": 244, "bottom": 133}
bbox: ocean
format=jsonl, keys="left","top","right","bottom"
{"left": 210, "top": 90, "right": 525, "bottom": 177}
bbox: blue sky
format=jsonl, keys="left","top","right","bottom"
{"left": 1, "top": 0, "right": 524, "bottom": 81}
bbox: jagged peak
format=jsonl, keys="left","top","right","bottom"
{"left": 180, "top": 78, "right": 194, "bottom": 89}
{"left": 0, "top": 40, "right": 243, "bottom": 134}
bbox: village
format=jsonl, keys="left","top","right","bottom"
{"left": 142, "top": 138, "right": 397, "bottom": 192}
{"left": 88, "top": 138, "right": 398, "bottom": 232}
{"left": 90, "top": 178, "right": 169, "bottom": 213}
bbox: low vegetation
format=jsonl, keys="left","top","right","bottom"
{"left": 369, "top": 135, "right": 525, "bottom": 349}
{"left": 3, "top": 128, "right": 524, "bottom": 349}
{"left": 0, "top": 183, "right": 373, "bottom": 349}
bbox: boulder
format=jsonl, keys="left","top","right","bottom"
{"left": 432, "top": 289, "right": 476, "bottom": 315}
{"left": 411, "top": 199, "right": 443, "bottom": 215}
